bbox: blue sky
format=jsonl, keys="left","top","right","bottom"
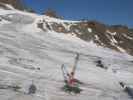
{"left": 23, "top": 0, "right": 133, "bottom": 28}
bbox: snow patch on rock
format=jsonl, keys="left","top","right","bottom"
{"left": 88, "top": 28, "right": 92, "bottom": 32}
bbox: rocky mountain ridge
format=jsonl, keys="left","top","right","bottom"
{"left": 37, "top": 19, "right": 133, "bottom": 55}
{"left": 0, "top": 1, "right": 133, "bottom": 56}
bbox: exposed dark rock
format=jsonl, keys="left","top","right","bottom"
{"left": 95, "top": 60, "right": 108, "bottom": 69}
{"left": 44, "top": 9, "right": 63, "bottom": 19}
{"left": 0, "top": 0, "right": 24, "bottom": 10}
{"left": 28, "top": 83, "right": 37, "bottom": 94}
{"left": 51, "top": 23, "right": 68, "bottom": 33}
{"left": 119, "top": 82, "right": 133, "bottom": 99}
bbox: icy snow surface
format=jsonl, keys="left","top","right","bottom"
{"left": 0, "top": 8, "right": 133, "bottom": 100}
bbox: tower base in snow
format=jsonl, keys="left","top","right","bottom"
{"left": 62, "top": 84, "right": 82, "bottom": 94}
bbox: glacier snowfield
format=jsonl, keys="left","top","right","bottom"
{"left": 0, "top": 8, "right": 133, "bottom": 100}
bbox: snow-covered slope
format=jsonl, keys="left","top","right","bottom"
{"left": 0, "top": 7, "right": 133, "bottom": 100}
{"left": 36, "top": 14, "right": 133, "bottom": 56}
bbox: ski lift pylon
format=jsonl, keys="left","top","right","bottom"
{"left": 72, "top": 53, "right": 80, "bottom": 75}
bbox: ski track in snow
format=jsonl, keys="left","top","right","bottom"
{"left": 0, "top": 8, "right": 133, "bottom": 100}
